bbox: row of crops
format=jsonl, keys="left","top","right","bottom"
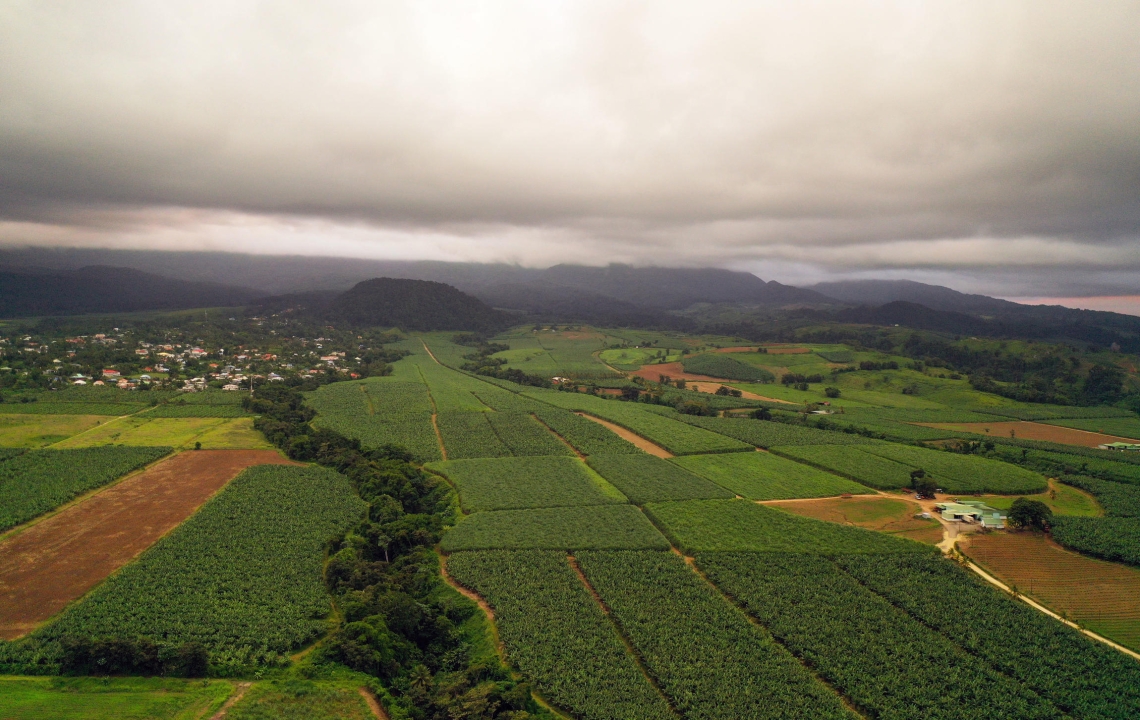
{"left": 0, "top": 446, "right": 171, "bottom": 531}
{"left": 680, "top": 353, "right": 774, "bottom": 382}
{"left": 672, "top": 451, "right": 872, "bottom": 500}
{"left": 427, "top": 457, "right": 625, "bottom": 512}
{"left": 2, "top": 465, "right": 367, "bottom": 672}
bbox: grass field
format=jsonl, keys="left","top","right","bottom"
{"left": 644, "top": 499, "right": 930, "bottom": 554}
{"left": 0, "top": 414, "right": 110, "bottom": 448}
{"left": 962, "top": 532, "right": 1140, "bottom": 652}
{"left": 979, "top": 479, "right": 1101, "bottom": 517}
{"left": 0, "top": 676, "right": 236, "bottom": 719}
{"left": 671, "top": 451, "right": 873, "bottom": 500}
{"left": 226, "top": 678, "right": 378, "bottom": 720}
{"left": 51, "top": 416, "right": 271, "bottom": 449}
{"left": 768, "top": 496, "right": 944, "bottom": 544}
{"left": 441, "top": 505, "right": 670, "bottom": 551}
{"left": 427, "top": 456, "right": 625, "bottom": 511}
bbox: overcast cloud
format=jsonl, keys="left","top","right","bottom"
{"left": 2, "top": 1, "right": 1139, "bottom": 298}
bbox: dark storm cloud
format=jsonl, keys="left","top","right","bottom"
{"left": 1, "top": 1, "right": 1139, "bottom": 295}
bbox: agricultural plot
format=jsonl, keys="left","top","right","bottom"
{"left": 440, "top": 505, "right": 669, "bottom": 552}
{"left": 51, "top": 416, "right": 270, "bottom": 450}
{"left": 415, "top": 360, "right": 493, "bottom": 412}
{"left": 674, "top": 416, "right": 875, "bottom": 448}
{"left": 575, "top": 550, "right": 854, "bottom": 720}
{"left": 0, "top": 676, "right": 237, "bottom": 720}
{"left": 0, "top": 402, "right": 147, "bottom": 416}
{"left": 1051, "top": 517, "right": 1140, "bottom": 567}
{"left": 1047, "top": 416, "right": 1140, "bottom": 441}
{"left": 362, "top": 380, "right": 435, "bottom": 415}
{"left": 174, "top": 390, "right": 246, "bottom": 405}
{"left": 920, "top": 420, "right": 1136, "bottom": 448}
{"left": 0, "top": 414, "right": 109, "bottom": 448}
{"left": 531, "top": 407, "right": 640, "bottom": 455}
{"left": 586, "top": 454, "right": 733, "bottom": 504}
{"left": 644, "top": 499, "right": 930, "bottom": 554}
{"left": 427, "top": 457, "right": 624, "bottom": 512}
{"left": 307, "top": 380, "right": 441, "bottom": 460}
{"left": 485, "top": 412, "right": 575, "bottom": 457}
{"left": 0, "top": 446, "right": 171, "bottom": 532}
{"left": 1059, "top": 476, "right": 1140, "bottom": 516}
{"left": 966, "top": 530, "right": 1140, "bottom": 656}
{"left": 599, "top": 347, "right": 678, "bottom": 371}
{"left": 436, "top": 412, "right": 511, "bottom": 459}
{"left": 446, "top": 550, "right": 673, "bottom": 720}
{"left": 696, "top": 553, "right": 1061, "bottom": 720}
{"left": 524, "top": 391, "right": 751, "bottom": 455}
{"left": 772, "top": 444, "right": 915, "bottom": 489}
{"left": 140, "top": 403, "right": 247, "bottom": 418}
{"left": 680, "top": 353, "right": 774, "bottom": 382}
{"left": 841, "top": 552, "right": 1140, "bottom": 716}
{"left": 979, "top": 479, "right": 1101, "bottom": 517}
{"left": 859, "top": 442, "right": 1048, "bottom": 494}
{"left": 14, "top": 465, "right": 366, "bottom": 671}
{"left": 671, "top": 451, "right": 872, "bottom": 500}
{"left": 770, "top": 495, "right": 943, "bottom": 544}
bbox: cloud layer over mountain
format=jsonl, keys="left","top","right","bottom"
{"left": 2, "top": 1, "right": 1138, "bottom": 295}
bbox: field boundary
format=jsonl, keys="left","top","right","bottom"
{"left": 574, "top": 412, "right": 673, "bottom": 458}
{"left": 208, "top": 681, "right": 252, "bottom": 720}
{"left": 532, "top": 413, "right": 586, "bottom": 460}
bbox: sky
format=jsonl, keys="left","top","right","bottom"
{"left": 2, "top": 1, "right": 1139, "bottom": 307}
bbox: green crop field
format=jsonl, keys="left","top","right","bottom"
{"left": 0, "top": 676, "right": 237, "bottom": 720}
{"left": 575, "top": 550, "right": 854, "bottom": 720}
{"left": 1059, "top": 476, "right": 1140, "bottom": 517}
{"left": 0, "top": 446, "right": 171, "bottom": 532}
{"left": 140, "top": 403, "right": 248, "bottom": 418}
{"left": 523, "top": 390, "right": 752, "bottom": 455}
{"left": 859, "top": 442, "right": 1047, "bottom": 494}
{"left": 436, "top": 412, "right": 511, "bottom": 459}
{"left": 838, "top": 553, "right": 1140, "bottom": 718}
{"left": 5, "top": 465, "right": 367, "bottom": 672}
{"left": 447, "top": 550, "right": 673, "bottom": 720}
{"left": 0, "top": 403, "right": 147, "bottom": 416}
{"left": 485, "top": 412, "right": 575, "bottom": 457}
{"left": 1047, "top": 416, "right": 1140, "bottom": 440}
{"left": 671, "top": 451, "right": 873, "bottom": 500}
{"left": 531, "top": 406, "right": 640, "bottom": 455}
{"left": 681, "top": 353, "right": 775, "bottom": 382}
{"left": 1051, "top": 516, "right": 1140, "bottom": 567}
{"left": 427, "top": 456, "right": 625, "bottom": 512}
{"left": 599, "top": 347, "right": 679, "bottom": 371}
{"left": 586, "top": 453, "right": 733, "bottom": 504}
{"left": 772, "top": 444, "right": 916, "bottom": 489}
{"left": 697, "top": 553, "right": 1062, "bottom": 719}
{"left": 674, "top": 415, "right": 876, "bottom": 447}
{"left": 644, "top": 499, "right": 930, "bottom": 554}
{"left": 440, "top": 505, "right": 670, "bottom": 551}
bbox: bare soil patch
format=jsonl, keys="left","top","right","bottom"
{"left": 917, "top": 420, "right": 1137, "bottom": 448}
{"left": 0, "top": 449, "right": 298, "bottom": 640}
{"left": 764, "top": 346, "right": 811, "bottom": 354}
{"left": 684, "top": 382, "right": 796, "bottom": 404}
{"left": 712, "top": 346, "right": 759, "bottom": 353}
{"left": 358, "top": 688, "right": 390, "bottom": 720}
{"left": 630, "top": 361, "right": 724, "bottom": 383}
{"left": 575, "top": 413, "right": 673, "bottom": 458}
{"left": 961, "top": 531, "right": 1140, "bottom": 652}
{"left": 769, "top": 495, "right": 943, "bottom": 544}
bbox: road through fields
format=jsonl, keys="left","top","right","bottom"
{"left": 0, "top": 449, "right": 298, "bottom": 639}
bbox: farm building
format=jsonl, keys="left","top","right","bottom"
{"left": 935, "top": 500, "right": 1005, "bottom": 529}
{"left": 1098, "top": 441, "right": 1140, "bottom": 452}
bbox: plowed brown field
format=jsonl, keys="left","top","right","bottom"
{"left": 769, "top": 495, "right": 943, "bottom": 544}
{"left": 0, "top": 449, "right": 298, "bottom": 639}
{"left": 917, "top": 420, "right": 1136, "bottom": 448}
{"left": 962, "top": 532, "right": 1140, "bottom": 652}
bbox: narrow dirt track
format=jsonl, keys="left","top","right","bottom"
{"left": 0, "top": 449, "right": 298, "bottom": 640}
{"left": 575, "top": 413, "right": 673, "bottom": 458}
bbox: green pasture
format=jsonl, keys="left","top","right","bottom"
{"left": 0, "top": 676, "right": 236, "bottom": 720}
{"left": 0, "top": 414, "right": 112, "bottom": 448}
{"left": 978, "top": 480, "right": 1101, "bottom": 517}
{"left": 1046, "top": 416, "right": 1140, "bottom": 440}
{"left": 51, "top": 416, "right": 271, "bottom": 449}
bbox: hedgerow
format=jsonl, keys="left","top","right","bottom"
{"left": 574, "top": 550, "right": 853, "bottom": 720}
{"left": 586, "top": 454, "right": 733, "bottom": 504}
{"left": 772, "top": 444, "right": 915, "bottom": 489}
{"left": 671, "top": 451, "right": 872, "bottom": 500}
{"left": 838, "top": 553, "right": 1140, "bottom": 719}
{"left": 440, "top": 505, "right": 669, "bottom": 552}
{"left": 645, "top": 499, "right": 929, "bottom": 555}
{"left": 697, "top": 553, "right": 1061, "bottom": 720}
{"left": 446, "top": 551, "right": 673, "bottom": 720}
{"left": 11, "top": 465, "right": 367, "bottom": 672}
{"left": 0, "top": 446, "right": 172, "bottom": 531}
{"left": 427, "top": 457, "right": 625, "bottom": 512}
{"left": 1051, "top": 517, "right": 1140, "bottom": 567}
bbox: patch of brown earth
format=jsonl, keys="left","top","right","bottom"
{"left": 684, "top": 382, "right": 797, "bottom": 404}
{"left": 358, "top": 688, "right": 390, "bottom": 720}
{"left": 917, "top": 420, "right": 1137, "bottom": 448}
{"left": 961, "top": 531, "right": 1140, "bottom": 652}
{"left": 713, "top": 346, "right": 759, "bottom": 353}
{"left": 769, "top": 495, "right": 943, "bottom": 544}
{"left": 764, "top": 346, "right": 812, "bottom": 354}
{"left": 575, "top": 413, "right": 673, "bottom": 458}
{"left": 630, "top": 361, "right": 726, "bottom": 383}
{"left": 0, "top": 449, "right": 298, "bottom": 640}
